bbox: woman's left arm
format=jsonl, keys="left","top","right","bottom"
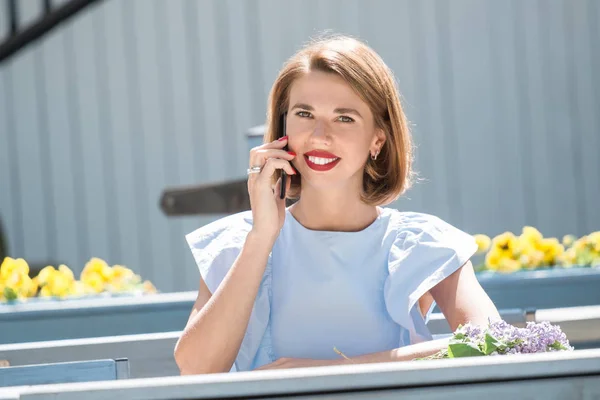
{"left": 256, "top": 260, "right": 501, "bottom": 370}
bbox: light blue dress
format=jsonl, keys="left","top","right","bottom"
{"left": 186, "top": 207, "right": 477, "bottom": 372}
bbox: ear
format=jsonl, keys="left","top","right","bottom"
{"left": 370, "top": 128, "right": 386, "bottom": 152}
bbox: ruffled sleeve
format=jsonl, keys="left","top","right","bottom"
{"left": 185, "top": 211, "right": 274, "bottom": 372}
{"left": 384, "top": 212, "right": 477, "bottom": 345}
{"left": 185, "top": 212, "right": 253, "bottom": 295}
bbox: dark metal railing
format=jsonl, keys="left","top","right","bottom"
{"left": 0, "top": 0, "right": 103, "bottom": 64}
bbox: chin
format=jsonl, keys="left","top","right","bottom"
{"left": 300, "top": 173, "right": 356, "bottom": 191}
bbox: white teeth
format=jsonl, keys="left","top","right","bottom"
{"left": 307, "top": 156, "right": 338, "bottom": 165}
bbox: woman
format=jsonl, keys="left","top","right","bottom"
{"left": 174, "top": 35, "right": 500, "bottom": 374}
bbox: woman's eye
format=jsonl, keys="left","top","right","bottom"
{"left": 338, "top": 115, "right": 354, "bottom": 123}
{"left": 296, "top": 111, "right": 312, "bottom": 118}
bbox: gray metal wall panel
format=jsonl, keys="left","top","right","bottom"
{"left": 71, "top": 9, "right": 112, "bottom": 265}
{"left": 0, "top": 65, "right": 15, "bottom": 255}
{"left": 40, "top": 26, "right": 81, "bottom": 267}
{"left": 102, "top": 0, "right": 143, "bottom": 277}
{"left": 10, "top": 46, "right": 50, "bottom": 262}
{"left": 17, "top": 0, "right": 43, "bottom": 30}
{"left": 0, "top": 2, "right": 8, "bottom": 42}
{"left": 0, "top": 0, "right": 598, "bottom": 292}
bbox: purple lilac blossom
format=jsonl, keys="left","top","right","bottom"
{"left": 453, "top": 320, "right": 573, "bottom": 355}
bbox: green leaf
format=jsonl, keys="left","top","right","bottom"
{"left": 448, "top": 342, "right": 486, "bottom": 358}
{"left": 506, "top": 338, "right": 524, "bottom": 348}
{"left": 549, "top": 341, "right": 568, "bottom": 351}
{"left": 3, "top": 286, "right": 18, "bottom": 301}
{"left": 473, "top": 263, "right": 487, "bottom": 272}
{"left": 483, "top": 333, "right": 502, "bottom": 355}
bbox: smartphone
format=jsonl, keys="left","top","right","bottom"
{"left": 279, "top": 112, "right": 288, "bottom": 199}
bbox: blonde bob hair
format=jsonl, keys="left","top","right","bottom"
{"left": 264, "top": 35, "right": 414, "bottom": 206}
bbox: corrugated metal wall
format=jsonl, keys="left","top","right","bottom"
{"left": 1, "top": 0, "right": 599, "bottom": 292}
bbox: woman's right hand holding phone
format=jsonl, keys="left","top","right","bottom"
{"left": 247, "top": 136, "right": 296, "bottom": 240}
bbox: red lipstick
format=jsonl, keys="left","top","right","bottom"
{"left": 304, "top": 150, "right": 341, "bottom": 172}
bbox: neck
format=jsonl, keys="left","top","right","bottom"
{"left": 289, "top": 182, "right": 381, "bottom": 232}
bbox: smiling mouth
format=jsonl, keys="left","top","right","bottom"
{"left": 304, "top": 155, "right": 341, "bottom": 171}
{"left": 306, "top": 155, "right": 339, "bottom": 165}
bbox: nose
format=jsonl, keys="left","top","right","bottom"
{"left": 309, "top": 120, "right": 331, "bottom": 144}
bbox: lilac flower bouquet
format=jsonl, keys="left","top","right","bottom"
{"left": 419, "top": 320, "right": 574, "bottom": 360}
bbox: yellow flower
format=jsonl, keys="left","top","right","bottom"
{"left": 497, "top": 258, "right": 521, "bottom": 274}
{"left": 28, "top": 276, "right": 39, "bottom": 297}
{"left": 36, "top": 264, "right": 76, "bottom": 298}
{"left": 111, "top": 265, "right": 135, "bottom": 282}
{"left": 3, "top": 271, "right": 36, "bottom": 299}
{"left": 72, "top": 281, "right": 89, "bottom": 296}
{"left": 492, "top": 232, "right": 518, "bottom": 257}
{"left": 516, "top": 238, "right": 536, "bottom": 255}
{"left": 521, "top": 226, "right": 543, "bottom": 245}
{"left": 588, "top": 232, "right": 600, "bottom": 253}
{"left": 574, "top": 237, "right": 589, "bottom": 252}
{"left": 81, "top": 257, "right": 114, "bottom": 283}
{"left": 37, "top": 266, "right": 57, "bottom": 287}
{"left": 47, "top": 273, "right": 74, "bottom": 298}
{"left": 485, "top": 248, "right": 503, "bottom": 271}
{"left": 562, "top": 235, "right": 576, "bottom": 248}
{"left": 519, "top": 251, "right": 544, "bottom": 270}
{"left": 539, "top": 238, "right": 564, "bottom": 265}
{"left": 559, "top": 247, "right": 578, "bottom": 267}
{"left": 58, "top": 264, "right": 75, "bottom": 281}
{"left": 83, "top": 272, "right": 105, "bottom": 293}
{"left": 0, "top": 257, "right": 29, "bottom": 281}
{"left": 473, "top": 234, "right": 491, "bottom": 254}
{"left": 142, "top": 280, "right": 157, "bottom": 294}
{"left": 40, "top": 286, "right": 53, "bottom": 297}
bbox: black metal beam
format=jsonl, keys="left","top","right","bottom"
{"left": 160, "top": 179, "right": 252, "bottom": 216}
{"left": 0, "top": 0, "right": 104, "bottom": 64}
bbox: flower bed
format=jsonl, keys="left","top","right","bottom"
{"left": 472, "top": 227, "right": 600, "bottom": 273}
{"left": 0, "top": 256, "right": 156, "bottom": 304}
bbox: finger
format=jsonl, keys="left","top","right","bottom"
{"left": 249, "top": 148, "right": 296, "bottom": 169}
{"left": 249, "top": 136, "right": 288, "bottom": 158}
{"left": 258, "top": 158, "right": 297, "bottom": 179}
{"left": 273, "top": 176, "right": 282, "bottom": 194}
{"left": 263, "top": 135, "right": 288, "bottom": 149}
{"left": 273, "top": 176, "right": 285, "bottom": 200}
{"left": 255, "top": 362, "right": 275, "bottom": 371}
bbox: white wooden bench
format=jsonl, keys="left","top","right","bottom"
{"left": 0, "top": 358, "right": 129, "bottom": 388}
{"left": 0, "top": 333, "right": 178, "bottom": 379}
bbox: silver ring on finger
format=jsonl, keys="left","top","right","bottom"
{"left": 247, "top": 166, "right": 262, "bottom": 175}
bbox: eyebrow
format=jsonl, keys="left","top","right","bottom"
{"left": 290, "top": 103, "right": 363, "bottom": 118}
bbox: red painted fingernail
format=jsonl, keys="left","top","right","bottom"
{"left": 288, "top": 151, "right": 296, "bottom": 156}
{"left": 292, "top": 167, "right": 298, "bottom": 174}
{"left": 278, "top": 136, "right": 288, "bottom": 141}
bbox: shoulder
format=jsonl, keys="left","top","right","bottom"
{"left": 383, "top": 209, "right": 476, "bottom": 252}
{"left": 185, "top": 211, "right": 255, "bottom": 293}
{"left": 185, "top": 210, "right": 254, "bottom": 248}
{"left": 385, "top": 209, "right": 464, "bottom": 237}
